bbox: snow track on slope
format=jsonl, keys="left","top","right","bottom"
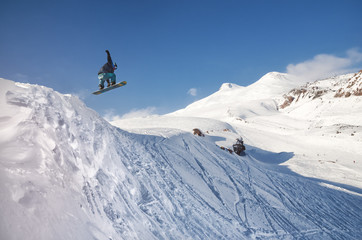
{"left": 1, "top": 78, "right": 361, "bottom": 239}
{"left": 130, "top": 133, "right": 362, "bottom": 239}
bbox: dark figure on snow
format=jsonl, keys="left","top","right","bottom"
{"left": 233, "top": 137, "right": 246, "bottom": 156}
{"left": 98, "top": 50, "right": 117, "bottom": 90}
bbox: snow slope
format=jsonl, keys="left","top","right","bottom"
{"left": 1, "top": 76, "right": 362, "bottom": 239}
{"left": 170, "top": 72, "right": 300, "bottom": 120}
{"left": 165, "top": 71, "right": 362, "bottom": 189}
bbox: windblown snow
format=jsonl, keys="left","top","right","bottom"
{"left": 0, "top": 71, "right": 361, "bottom": 240}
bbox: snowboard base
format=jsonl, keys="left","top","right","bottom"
{"left": 92, "top": 81, "right": 127, "bottom": 95}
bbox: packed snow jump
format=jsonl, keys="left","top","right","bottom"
{"left": 92, "top": 50, "right": 127, "bottom": 95}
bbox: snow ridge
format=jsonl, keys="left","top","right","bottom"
{"left": 1, "top": 77, "right": 362, "bottom": 239}
{"left": 171, "top": 72, "right": 299, "bottom": 120}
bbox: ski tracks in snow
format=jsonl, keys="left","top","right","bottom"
{"left": 235, "top": 154, "right": 362, "bottom": 239}
{"left": 139, "top": 132, "right": 362, "bottom": 239}
{"left": 2, "top": 79, "right": 362, "bottom": 240}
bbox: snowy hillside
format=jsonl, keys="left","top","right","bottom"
{"left": 1, "top": 76, "right": 362, "bottom": 240}
{"left": 170, "top": 72, "right": 301, "bottom": 120}
{"left": 163, "top": 71, "right": 362, "bottom": 189}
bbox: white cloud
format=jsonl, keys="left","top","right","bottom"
{"left": 286, "top": 48, "right": 362, "bottom": 83}
{"left": 103, "top": 109, "right": 121, "bottom": 122}
{"left": 121, "top": 107, "right": 157, "bottom": 119}
{"left": 104, "top": 107, "right": 158, "bottom": 121}
{"left": 71, "top": 89, "right": 89, "bottom": 100}
{"left": 187, "top": 88, "right": 197, "bottom": 96}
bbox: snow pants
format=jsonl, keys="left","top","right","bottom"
{"left": 98, "top": 73, "right": 116, "bottom": 88}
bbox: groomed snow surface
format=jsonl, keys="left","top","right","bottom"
{"left": 0, "top": 72, "right": 361, "bottom": 240}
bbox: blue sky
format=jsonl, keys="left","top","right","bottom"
{"left": 1, "top": 0, "right": 361, "bottom": 119}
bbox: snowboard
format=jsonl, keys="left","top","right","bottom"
{"left": 92, "top": 81, "right": 127, "bottom": 95}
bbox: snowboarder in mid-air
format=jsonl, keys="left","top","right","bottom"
{"left": 98, "top": 50, "right": 117, "bottom": 90}
{"left": 92, "top": 50, "right": 126, "bottom": 95}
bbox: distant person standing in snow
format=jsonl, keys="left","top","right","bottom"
{"left": 98, "top": 50, "right": 117, "bottom": 90}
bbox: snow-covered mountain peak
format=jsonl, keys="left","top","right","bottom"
{"left": 260, "top": 71, "right": 289, "bottom": 81}
{"left": 246, "top": 72, "right": 300, "bottom": 97}
{"left": 219, "top": 82, "right": 243, "bottom": 91}
{"left": 250, "top": 72, "right": 290, "bottom": 86}
{"left": 171, "top": 72, "right": 298, "bottom": 120}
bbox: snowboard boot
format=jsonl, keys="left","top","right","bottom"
{"left": 111, "top": 81, "right": 116, "bottom": 86}
{"left": 106, "top": 79, "right": 111, "bottom": 87}
{"left": 99, "top": 84, "right": 104, "bottom": 90}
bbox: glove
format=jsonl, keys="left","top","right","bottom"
{"left": 105, "top": 50, "right": 110, "bottom": 53}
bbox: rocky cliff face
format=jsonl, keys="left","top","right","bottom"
{"left": 279, "top": 71, "right": 361, "bottom": 109}
{"left": 334, "top": 70, "right": 362, "bottom": 97}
